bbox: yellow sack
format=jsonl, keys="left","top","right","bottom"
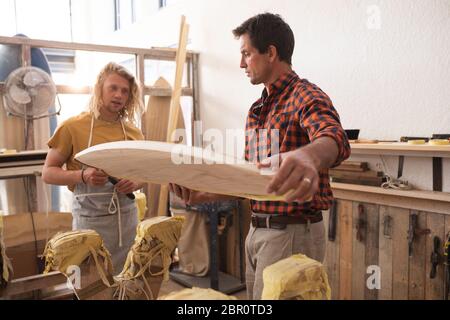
{"left": 114, "top": 216, "right": 184, "bottom": 300}
{"left": 261, "top": 254, "right": 331, "bottom": 300}
{"left": 159, "top": 287, "right": 237, "bottom": 300}
{"left": 134, "top": 192, "right": 147, "bottom": 221}
{"left": 43, "top": 229, "right": 113, "bottom": 278}
{"left": 0, "top": 214, "right": 12, "bottom": 286}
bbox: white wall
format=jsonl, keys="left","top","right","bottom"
{"left": 86, "top": 0, "right": 450, "bottom": 137}
{"left": 82, "top": 0, "right": 449, "bottom": 191}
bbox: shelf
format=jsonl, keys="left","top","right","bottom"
{"left": 331, "top": 182, "right": 450, "bottom": 202}
{"left": 0, "top": 165, "right": 43, "bottom": 179}
{"left": 331, "top": 182, "right": 450, "bottom": 215}
{"left": 350, "top": 142, "right": 450, "bottom": 158}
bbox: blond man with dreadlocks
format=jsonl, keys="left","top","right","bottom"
{"left": 43, "top": 62, "right": 145, "bottom": 273}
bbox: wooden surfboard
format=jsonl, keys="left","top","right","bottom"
{"left": 141, "top": 77, "right": 185, "bottom": 217}
{"left": 75, "top": 141, "right": 285, "bottom": 201}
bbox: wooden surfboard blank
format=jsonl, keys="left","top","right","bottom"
{"left": 142, "top": 77, "right": 185, "bottom": 217}
{"left": 75, "top": 140, "right": 283, "bottom": 200}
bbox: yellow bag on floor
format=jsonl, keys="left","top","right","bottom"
{"left": 114, "top": 216, "right": 184, "bottom": 300}
{"left": 159, "top": 287, "right": 237, "bottom": 300}
{"left": 43, "top": 229, "right": 113, "bottom": 278}
{"left": 262, "top": 254, "right": 331, "bottom": 300}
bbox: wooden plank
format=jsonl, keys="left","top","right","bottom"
{"left": 43, "top": 84, "right": 194, "bottom": 96}
{"left": 157, "top": 16, "right": 190, "bottom": 216}
{"left": 75, "top": 141, "right": 295, "bottom": 200}
{"left": 351, "top": 202, "right": 366, "bottom": 300}
{"left": 378, "top": 206, "right": 393, "bottom": 300}
{"left": 0, "top": 35, "right": 194, "bottom": 60}
{"left": 142, "top": 77, "right": 172, "bottom": 218}
{"left": 166, "top": 15, "right": 189, "bottom": 144}
{"left": 364, "top": 203, "right": 379, "bottom": 300}
{"left": 141, "top": 77, "right": 185, "bottom": 217}
{"left": 0, "top": 165, "right": 43, "bottom": 179}
{"left": 424, "top": 212, "right": 445, "bottom": 300}
{"left": 339, "top": 199, "right": 353, "bottom": 300}
{"left": 332, "top": 182, "right": 450, "bottom": 203}
{"left": 0, "top": 271, "right": 67, "bottom": 298}
{"left": 408, "top": 211, "right": 427, "bottom": 300}
{"left": 332, "top": 183, "right": 450, "bottom": 215}
{"left": 324, "top": 206, "right": 340, "bottom": 300}
{"left": 350, "top": 142, "right": 450, "bottom": 158}
{"left": 191, "top": 53, "right": 200, "bottom": 140}
{"left": 329, "top": 169, "right": 382, "bottom": 179}
{"left": 2, "top": 212, "right": 72, "bottom": 247}
{"left": 331, "top": 177, "right": 382, "bottom": 187}
{"left": 391, "top": 207, "right": 410, "bottom": 299}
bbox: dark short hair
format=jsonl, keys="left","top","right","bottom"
{"left": 232, "top": 13, "right": 295, "bottom": 65}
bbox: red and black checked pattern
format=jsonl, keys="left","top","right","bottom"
{"left": 245, "top": 71, "right": 350, "bottom": 216}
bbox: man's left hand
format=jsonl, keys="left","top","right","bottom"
{"left": 114, "top": 179, "right": 140, "bottom": 194}
{"left": 258, "top": 149, "right": 319, "bottom": 203}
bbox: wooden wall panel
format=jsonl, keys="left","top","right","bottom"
{"left": 339, "top": 199, "right": 353, "bottom": 300}
{"left": 364, "top": 203, "right": 379, "bottom": 300}
{"left": 424, "top": 212, "right": 445, "bottom": 300}
{"left": 391, "top": 207, "right": 410, "bottom": 300}
{"left": 351, "top": 202, "right": 365, "bottom": 300}
{"left": 378, "top": 206, "right": 393, "bottom": 300}
{"left": 408, "top": 211, "right": 427, "bottom": 300}
{"left": 324, "top": 207, "right": 340, "bottom": 300}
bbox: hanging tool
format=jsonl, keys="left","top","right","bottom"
{"left": 407, "top": 212, "right": 430, "bottom": 257}
{"left": 383, "top": 214, "right": 392, "bottom": 239}
{"left": 430, "top": 236, "right": 441, "bottom": 279}
{"left": 444, "top": 232, "right": 450, "bottom": 300}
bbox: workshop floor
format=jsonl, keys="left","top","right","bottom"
{"left": 159, "top": 279, "right": 248, "bottom": 300}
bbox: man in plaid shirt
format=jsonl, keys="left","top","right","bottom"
{"left": 170, "top": 12, "right": 350, "bottom": 299}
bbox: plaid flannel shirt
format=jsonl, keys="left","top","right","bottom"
{"left": 245, "top": 71, "right": 350, "bottom": 216}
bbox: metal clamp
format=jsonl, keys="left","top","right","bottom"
{"left": 408, "top": 212, "right": 430, "bottom": 257}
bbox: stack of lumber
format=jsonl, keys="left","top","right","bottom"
{"left": 329, "top": 161, "right": 384, "bottom": 187}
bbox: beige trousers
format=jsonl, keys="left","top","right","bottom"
{"left": 245, "top": 220, "right": 326, "bottom": 300}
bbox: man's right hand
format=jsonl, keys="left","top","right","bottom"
{"left": 169, "top": 183, "right": 212, "bottom": 205}
{"left": 82, "top": 168, "right": 108, "bottom": 186}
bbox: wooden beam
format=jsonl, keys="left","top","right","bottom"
{"left": 350, "top": 142, "right": 450, "bottom": 158}
{"left": 158, "top": 16, "right": 190, "bottom": 216}
{"left": 0, "top": 83, "right": 193, "bottom": 97}
{"left": 0, "top": 35, "right": 194, "bottom": 61}
{"left": 332, "top": 183, "right": 450, "bottom": 204}
{"left": 0, "top": 164, "right": 43, "bottom": 179}
{"left": 0, "top": 271, "right": 67, "bottom": 297}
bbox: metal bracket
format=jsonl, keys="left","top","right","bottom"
{"left": 383, "top": 215, "right": 392, "bottom": 239}
{"left": 430, "top": 236, "right": 441, "bottom": 279}
{"left": 397, "top": 155, "right": 405, "bottom": 179}
{"left": 432, "top": 157, "right": 443, "bottom": 192}
{"left": 356, "top": 204, "right": 366, "bottom": 242}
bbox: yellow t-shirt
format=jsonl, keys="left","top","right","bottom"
{"left": 48, "top": 111, "right": 144, "bottom": 191}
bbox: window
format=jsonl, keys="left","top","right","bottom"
{"left": 114, "top": 0, "right": 136, "bottom": 31}
{"left": 158, "top": 0, "right": 178, "bottom": 9}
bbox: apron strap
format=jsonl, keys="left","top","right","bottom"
{"left": 79, "top": 114, "right": 129, "bottom": 248}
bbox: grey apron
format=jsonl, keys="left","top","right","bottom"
{"left": 72, "top": 115, "right": 137, "bottom": 274}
